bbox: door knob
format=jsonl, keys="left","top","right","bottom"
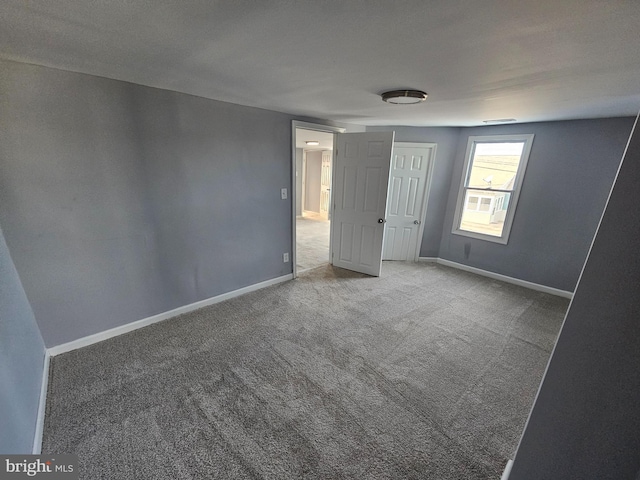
{"left": 414, "top": 220, "right": 421, "bottom": 225}
{"left": 378, "top": 218, "right": 386, "bottom": 223}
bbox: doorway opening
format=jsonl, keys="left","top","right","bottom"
{"left": 291, "top": 124, "right": 436, "bottom": 278}
{"left": 295, "top": 128, "right": 334, "bottom": 273}
{"left": 292, "top": 122, "right": 345, "bottom": 277}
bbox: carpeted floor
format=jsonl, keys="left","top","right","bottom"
{"left": 43, "top": 262, "right": 568, "bottom": 479}
{"left": 296, "top": 216, "right": 330, "bottom": 272}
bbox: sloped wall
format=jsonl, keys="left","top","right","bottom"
{"left": 508, "top": 118, "right": 640, "bottom": 479}
{"left": 0, "top": 224, "right": 45, "bottom": 453}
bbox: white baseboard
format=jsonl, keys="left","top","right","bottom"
{"left": 417, "top": 256, "right": 438, "bottom": 263}
{"left": 501, "top": 459, "right": 514, "bottom": 480}
{"left": 32, "top": 350, "right": 50, "bottom": 454}
{"left": 436, "top": 259, "right": 573, "bottom": 299}
{"left": 48, "top": 274, "right": 293, "bottom": 357}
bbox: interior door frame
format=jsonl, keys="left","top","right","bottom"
{"left": 389, "top": 142, "right": 437, "bottom": 261}
{"left": 291, "top": 120, "right": 345, "bottom": 279}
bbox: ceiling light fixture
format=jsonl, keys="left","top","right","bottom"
{"left": 305, "top": 140, "right": 320, "bottom": 146}
{"left": 381, "top": 89, "right": 428, "bottom": 104}
{"left": 483, "top": 118, "right": 517, "bottom": 124}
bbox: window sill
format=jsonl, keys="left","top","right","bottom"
{"left": 451, "top": 228, "right": 509, "bottom": 245}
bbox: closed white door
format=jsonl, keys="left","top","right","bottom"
{"left": 383, "top": 143, "right": 435, "bottom": 261}
{"left": 331, "top": 131, "right": 395, "bottom": 276}
{"left": 320, "top": 150, "right": 332, "bottom": 219}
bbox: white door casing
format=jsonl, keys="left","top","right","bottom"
{"left": 291, "top": 120, "right": 345, "bottom": 280}
{"left": 383, "top": 143, "right": 436, "bottom": 261}
{"left": 331, "top": 131, "right": 395, "bottom": 276}
{"left": 301, "top": 150, "right": 307, "bottom": 212}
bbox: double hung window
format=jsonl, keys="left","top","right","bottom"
{"left": 452, "top": 134, "right": 534, "bottom": 244}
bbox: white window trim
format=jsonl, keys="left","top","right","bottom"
{"left": 452, "top": 133, "right": 534, "bottom": 244}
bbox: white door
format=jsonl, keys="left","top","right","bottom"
{"left": 331, "top": 131, "right": 395, "bottom": 276}
{"left": 383, "top": 143, "right": 435, "bottom": 261}
{"left": 320, "top": 150, "right": 332, "bottom": 219}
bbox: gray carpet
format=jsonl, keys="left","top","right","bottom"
{"left": 43, "top": 262, "right": 568, "bottom": 479}
{"left": 296, "top": 216, "right": 330, "bottom": 272}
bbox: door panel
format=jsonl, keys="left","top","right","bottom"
{"left": 388, "top": 177, "right": 402, "bottom": 215}
{"left": 363, "top": 167, "right": 384, "bottom": 212}
{"left": 406, "top": 177, "right": 419, "bottom": 215}
{"left": 339, "top": 223, "right": 354, "bottom": 262}
{"left": 383, "top": 144, "right": 436, "bottom": 261}
{"left": 360, "top": 224, "right": 377, "bottom": 266}
{"left": 332, "top": 131, "right": 394, "bottom": 276}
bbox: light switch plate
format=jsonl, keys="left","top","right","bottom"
{"left": 281, "top": 188, "right": 288, "bottom": 200}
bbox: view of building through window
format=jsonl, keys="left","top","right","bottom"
{"left": 460, "top": 142, "right": 524, "bottom": 237}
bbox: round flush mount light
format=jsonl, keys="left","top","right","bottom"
{"left": 381, "top": 89, "right": 428, "bottom": 104}
{"left": 483, "top": 118, "right": 517, "bottom": 124}
{"left": 305, "top": 140, "right": 320, "bottom": 146}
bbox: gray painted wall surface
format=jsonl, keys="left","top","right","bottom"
{"left": 367, "top": 126, "right": 461, "bottom": 257}
{"left": 508, "top": 117, "right": 640, "bottom": 480}
{"left": 0, "top": 224, "right": 45, "bottom": 453}
{"left": 438, "top": 118, "right": 634, "bottom": 292}
{"left": 1, "top": 55, "right": 633, "bottom": 353}
{"left": 0, "top": 60, "right": 294, "bottom": 346}
{"left": 304, "top": 151, "right": 322, "bottom": 213}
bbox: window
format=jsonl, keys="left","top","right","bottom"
{"left": 452, "top": 134, "right": 534, "bottom": 244}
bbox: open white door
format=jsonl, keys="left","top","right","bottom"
{"left": 383, "top": 143, "right": 436, "bottom": 261}
{"left": 331, "top": 131, "right": 394, "bottom": 276}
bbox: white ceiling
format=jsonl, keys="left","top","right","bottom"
{"left": 1, "top": 0, "right": 639, "bottom": 126}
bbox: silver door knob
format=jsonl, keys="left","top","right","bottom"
{"left": 378, "top": 218, "right": 386, "bottom": 223}
{"left": 414, "top": 220, "right": 421, "bottom": 225}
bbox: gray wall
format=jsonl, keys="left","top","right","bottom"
{"left": 304, "top": 151, "right": 322, "bottom": 213}
{"left": 0, "top": 223, "right": 46, "bottom": 453}
{"left": 368, "top": 126, "right": 461, "bottom": 257}
{"left": 439, "top": 118, "right": 634, "bottom": 292}
{"left": 508, "top": 117, "right": 640, "bottom": 480}
{"left": 0, "top": 60, "right": 295, "bottom": 347}
{"left": 1, "top": 56, "right": 633, "bottom": 352}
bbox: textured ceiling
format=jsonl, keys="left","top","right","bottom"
{"left": 1, "top": 0, "right": 639, "bottom": 126}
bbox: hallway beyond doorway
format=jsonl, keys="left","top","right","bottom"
{"left": 296, "top": 213, "right": 330, "bottom": 271}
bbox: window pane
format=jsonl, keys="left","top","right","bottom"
{"left": 466, "top": 142, "right": 524, "bottom": 191}
{"left": 459, "top": 189, "right": 510, "bottom": 237}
